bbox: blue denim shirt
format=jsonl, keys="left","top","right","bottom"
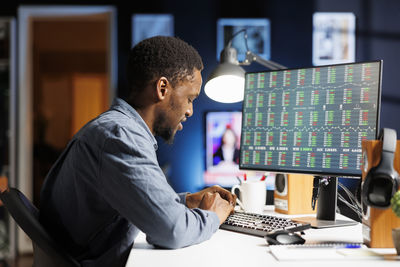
{"left": 39, "top": 98, "right": 220, "bottom": 267}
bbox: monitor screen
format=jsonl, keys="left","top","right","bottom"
{"left": 203, "top": 111, "right": 275, "bottom": 188}
{"left": 204, "top": 111, "right": 243, "bottom": 187}
{"left": 239, "top": 61, "right": 382, "bottom": 177}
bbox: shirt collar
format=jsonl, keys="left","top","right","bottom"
{"left": 110, "top": 98, "right": 158, "bottom": 150}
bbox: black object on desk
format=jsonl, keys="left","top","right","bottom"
{"left": 265, "top": 229, "right": 306, "bottom": 245}
{"left": 220, "top": 211, "right": 311, "bottom": 237}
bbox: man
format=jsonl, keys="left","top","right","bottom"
{"left": 40, "top": 36, "right": 236, "bottom": 267}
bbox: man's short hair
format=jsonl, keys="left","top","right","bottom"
{"left": 126, "top": 36, "right": 203, "bottom": 100}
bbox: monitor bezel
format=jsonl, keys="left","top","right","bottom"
{"left": 239, "top": 60, "right": 383, "bottom": 178}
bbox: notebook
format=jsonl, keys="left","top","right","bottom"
{"left": 269, "top": 243, "right": 384, "bottom": 261}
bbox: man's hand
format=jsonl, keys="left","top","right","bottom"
{"left": 186, "top": 185, "right": 236, "bottom": 210}
{"left": 198, "top": 192, "right": 234, "bottom": 224}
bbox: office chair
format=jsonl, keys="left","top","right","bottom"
{"left": 0, "top": 187, "right": 80, "bottom": 267}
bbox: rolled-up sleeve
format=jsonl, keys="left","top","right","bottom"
{"left": 97, "top": 126, "right": 220, "bottom": 249}
{"left": 177, "top": 192, "right": 188, "bottom": 205}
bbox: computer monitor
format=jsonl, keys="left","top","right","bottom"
{"left": 240, "top": 61, "right": 382, "bottom": 227}
{"left": 203, "top": 111, "right": 275, "bottom": 189}
{"left": 204, "top": 111, "right": 243, "bottom": 187}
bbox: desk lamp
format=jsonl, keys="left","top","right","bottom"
{"left": 204, "top": 29, "right": 287, "bottom": 103}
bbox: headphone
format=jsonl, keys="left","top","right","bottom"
{"left": 362, "top": 128, "right": 399, "bottom": 209}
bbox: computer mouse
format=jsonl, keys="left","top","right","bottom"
{"left": 265, "top": 231, "right": 306, "bottom": 245}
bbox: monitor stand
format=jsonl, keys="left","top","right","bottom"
{"left": 293, "top": 176, "right": 358, "bottom": 228}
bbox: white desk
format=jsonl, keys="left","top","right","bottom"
{"left": 126, "top": 208, "right": 399, "bottom": 267}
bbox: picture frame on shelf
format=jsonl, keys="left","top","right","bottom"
{"left": 217, "top": 18, "right": 271, "bottom": 62}
{"left": 313, "top": 12, "right": 356, "bottom": 66}
{"left": 131, "top": 14, "right": 174, "bottom": 47}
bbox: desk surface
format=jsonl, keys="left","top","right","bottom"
{"left": 126, "top": 207, "right": 399, "bottom": 267}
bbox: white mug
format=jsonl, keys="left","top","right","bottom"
{"left": 231, "top": 180, "right": 267, "bottom": 213}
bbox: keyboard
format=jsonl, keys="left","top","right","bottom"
{"left": 220, "top": 211, "right": 311, "bottom": 237}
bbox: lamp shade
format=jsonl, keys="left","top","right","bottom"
{"left": 204, "top": 62, "right": 245, "bottom": 103}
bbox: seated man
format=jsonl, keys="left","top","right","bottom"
{"left": 40, "top": 36, "right": 236, "bottom": 267}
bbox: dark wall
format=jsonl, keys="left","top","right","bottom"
{"left": 154, "top": 0, "right": 314, "bottom": 192}
{"left": 1, "top": 0, "right": 399, "bottom": 193}
{"left": 315, "top": 0, "right": 400, "bottom": 133}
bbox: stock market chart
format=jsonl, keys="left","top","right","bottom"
{"left": 240, "top": 61, "right": 381, "bottom": 176}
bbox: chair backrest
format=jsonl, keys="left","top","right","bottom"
{"left": 0, "top": 188, "right": 80, "bottom": 267}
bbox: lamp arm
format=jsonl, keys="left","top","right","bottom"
{"left": 240, "top": 51, "right": 287, "bottom": 70}
{"left": 227, "top": 29, "right": 249, "bottom": 50}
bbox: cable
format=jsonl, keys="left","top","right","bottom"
{"left": 338, "top": 193, "right": 360, "bottom": 212}
{"left": 338, "top": 182, "right": 359, "bottom": 207}
{"left": 337, "top": 182, "right": 363, "bottom": 220}
{"left": 338, "top": 193, "right": 362, "bottom": 220}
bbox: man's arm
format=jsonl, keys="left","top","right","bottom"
{"left": 177, "top": 192, "right": 188, "bottom": 205}
{"left": 97, "top": 131, "right": 222, "bottom": 249}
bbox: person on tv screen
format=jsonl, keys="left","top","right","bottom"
{"left": 39, "top": 36, "right": 236, "bottom": 267}
{"left": 213, "top": 126, "right": 240, "bottom": 166}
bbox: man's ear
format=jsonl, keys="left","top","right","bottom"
{"left": 156, "top": 77, "right": 170, "bottom": 101}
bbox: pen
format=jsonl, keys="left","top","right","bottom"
{"left": 341, "top": 244, "right": 362, "bottom": 249}
{"left": 244, "top": 173, "right": 247, "bottom": 181}
{"left": 287, "top": 244, "right": 362, "bottom": 249}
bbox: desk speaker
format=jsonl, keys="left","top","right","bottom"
{"left": 274, "top": 173, "right": 316, "bottom": 214}
{"left": 361, "top": 140, "right": 400, "bottom": 248}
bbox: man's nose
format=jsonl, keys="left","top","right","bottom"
{"left": 186, "top": 104, "right": 193, "bottom": 118}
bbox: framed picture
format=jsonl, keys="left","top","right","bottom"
{"left": 131, "top": 14, "right": 174, "bottom": 47}
{"left": 217, "top": 18, "right": 270, "bottom": 62}
{"left": 313, "top": 12, "right": 356, "bottom": 66}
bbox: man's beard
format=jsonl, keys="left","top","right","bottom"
{"left": 153, "top": 112, "right": 177, "bottom": 144}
